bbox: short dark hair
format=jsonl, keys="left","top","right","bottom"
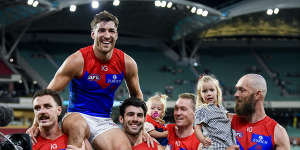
{"left": 119, "top": 98, "right": 147, "bottom": 117}
{"left": 32, "top": 89, "right": 62, "bottom": 107}
{"left": 178, "top": 93, "right": 196, "bottom": 111}
{"left": 90, "top": 10, "right": 119, "bottom": 31}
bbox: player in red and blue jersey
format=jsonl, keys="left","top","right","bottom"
{"left": 228, "top": 74, "right": 290, "bottom": 150}
{"left": 32, "top": 89, "right": 68, "bottom": 150}
{"left": 32, "top": 89, "right": 92, "bottom": 150}
{"left": 166, "top": 93, "right": 201, "bottom": 150}
{"left": 33, "top": 134, "right": 68, "bottom": 150}
{"left": 28, "top": 11, "right": 143, "bottom": 150}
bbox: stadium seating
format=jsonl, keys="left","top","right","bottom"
{"left": 195, "top": 50, "right": 283, "bottom": 101}
{"left": 260, "top": 51, "right": 300, "bottom": 99}
{"left": 120, "top": 45, "right": 195, "bottom": 99}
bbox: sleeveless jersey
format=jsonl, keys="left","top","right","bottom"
{"left": 33, "top": 134, "right": 68, "bottom": 150}
{"left": 68, "top": 46, "right": 126, "bottom": 117}
{"left": 132, "top": 141, "right": 158, "bottom": 150}
{"left": 166, "top": 124, "right": 200, "bottom": 150}
{"left": 231, "top": 115, "right": 277, "bottom": 150}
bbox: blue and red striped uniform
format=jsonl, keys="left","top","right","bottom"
{"left": 231, "top": 115, "right": 277, "bottom": 150}
{"left": 68, "top": 45, "right": 126, "bottom": 118}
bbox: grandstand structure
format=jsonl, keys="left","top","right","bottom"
{"left": 0, "top": 0, "right": 300, "bottom": 147}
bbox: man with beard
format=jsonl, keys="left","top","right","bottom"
{"left": 32, "top": 89, "right": 91, "bottom": 150}
{"left": 166, "top": 93, "right": 201, "bottom": 150}
{"left": 28, "top": 10, "right": 143, "bottom": 150}
{"left": 119, "top": 97, "right": 164, "bottom": 150}
{"left": 230, "top": 74, "right": 290, "bottom": 150}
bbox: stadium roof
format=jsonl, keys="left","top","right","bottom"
{"left": 1, "top": 0, "right": 300, "bottom": 45}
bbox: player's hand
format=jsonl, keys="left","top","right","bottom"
{"left": 26, "top": 126, "right": 39, "bottom": 145}
{"left": 226, "top": 145, "right": 240, "bottom": 150}
{"left": 200, "top": 137, "right": 212, "bottom": 147}
{"left": 142, "top": 131, "right": 158, "bottom": 148}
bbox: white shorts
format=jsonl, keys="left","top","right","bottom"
{"left": 63, "top": 112, "right": 119, "bottom": 142}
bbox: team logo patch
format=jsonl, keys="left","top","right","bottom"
{"left": 249, "top": 134, "right": 273, "bottom": 150}
{"left": 236, "top": 131, "right": 243, "bottom": 138}
{"left": 251, "top": 134, "right": 271, "bottom": 145}
{"left": 106, "top": 74, "right": 122, "bottom": 84}
{"left": 88, "top": 74, "right": 100, "bottom": 81}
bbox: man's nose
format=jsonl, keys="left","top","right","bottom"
{"left": 132, "top": 115, "right": 138, "bottom": 121}
{"left": 174, "top": 110, "right": 181, "bottom": 115}
{"left": 234, "top": 91, "right": 239, "bottom": 98}
{"left": 103, "top": 31, "right": 110, "bottom": 38}
{"left": 39, "top": 107, "right": 48, "bottom": 113}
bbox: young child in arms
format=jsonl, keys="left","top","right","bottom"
{"left": 144, "top": 94, "right": 168, "bottom": 146}
{"left": 195, "top": 75, "right": 236, "bottom": 149}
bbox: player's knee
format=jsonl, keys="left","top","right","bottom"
{"left": 62, "top": 114, "right": 88, "bottom": 136}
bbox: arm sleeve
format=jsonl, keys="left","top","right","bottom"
{"left": 221, "top": 105, "right": 229, "bottom": 114}
{"left": 194, "top": 107, "right": 207, "bottom": 125}
{"left": 144, "top": 122, "right": 155, "bottom": 133}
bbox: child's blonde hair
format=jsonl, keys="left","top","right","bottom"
{"left": 196, "top": 75, "right": 223, "bottom": 107}
{"left": 146, "top": 94, "right": 168, "bottom": 118}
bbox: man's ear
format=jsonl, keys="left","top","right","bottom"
{"left": 119, "top": 116, "right": 123, "bottom": 124}
{"left": 91, "top": 31, "right": 95, "bottom": 40}
{"left": 57, "top": 106, "right": 62, "bottom": 116}
{"left": 255, "top": 90, "right": 263, "bottom": 100}
{"left": 115, "top": 31, "right": 118, "bottom": 40}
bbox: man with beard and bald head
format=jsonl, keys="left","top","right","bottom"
{"left": 229, "top": 74, "right": 290, "bottom": 150}
{"left": 119, "top": 97, "right": 164, "bottom": 150}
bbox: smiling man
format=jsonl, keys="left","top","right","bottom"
{"left": 166, "top": 93, "right": 201, "bottom": 150}
{"left": 27, "top": 11, "right": 143, "bottom": 150}
{"left": 32, "top": 89, "right": 67, "bottom": 150}
{"left": 119, "top": 97, "right": 164, "bottom": 150}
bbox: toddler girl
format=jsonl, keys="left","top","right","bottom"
{"left": 194, "top": 75, "right": 236, "bottom": 149}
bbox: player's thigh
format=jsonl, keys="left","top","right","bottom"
{"left": 62, "top": 112, "right": 90, "bottom": 137}
{"left": 93, "top": 128, "right": 131, "bottom": 150}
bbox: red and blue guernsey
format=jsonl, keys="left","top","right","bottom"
{"left": 33, "top": 134, "right": 68, "bottom": 150}
{"left": 231, "top": 115, "right": 277, "bottom": 150}
{"left": 132, "top": 141, "right": 158, "bottom": 150}
{"left": 166, "top": 124, "right": 200, "bottom": 150}
{"left": 68, "top": 45, "right": 126, "bottom": 118}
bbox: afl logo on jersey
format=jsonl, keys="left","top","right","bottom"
{"left": 236, "top": 131, "right": 243, "bottom": 138}
{"left": 88, "top": 74, "right": 100, "bottom": 81}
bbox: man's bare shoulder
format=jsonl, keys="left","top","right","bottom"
{"left": 274, "top": 124, "right": 290, "bottom": 150}
{"left": 275, "top": 124, "right": 288, "bottom": 137}
{"left": 59, "top": 51, "right": 84, "bottom": 78}
{"left": 124, "top": 53, "right": 137, "bottom": 67}
{"left": 68, "top": 51, "right": 84, "bottom": 64}
{"left": 124, "top": 53, "right": 138, "bottom": 77}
